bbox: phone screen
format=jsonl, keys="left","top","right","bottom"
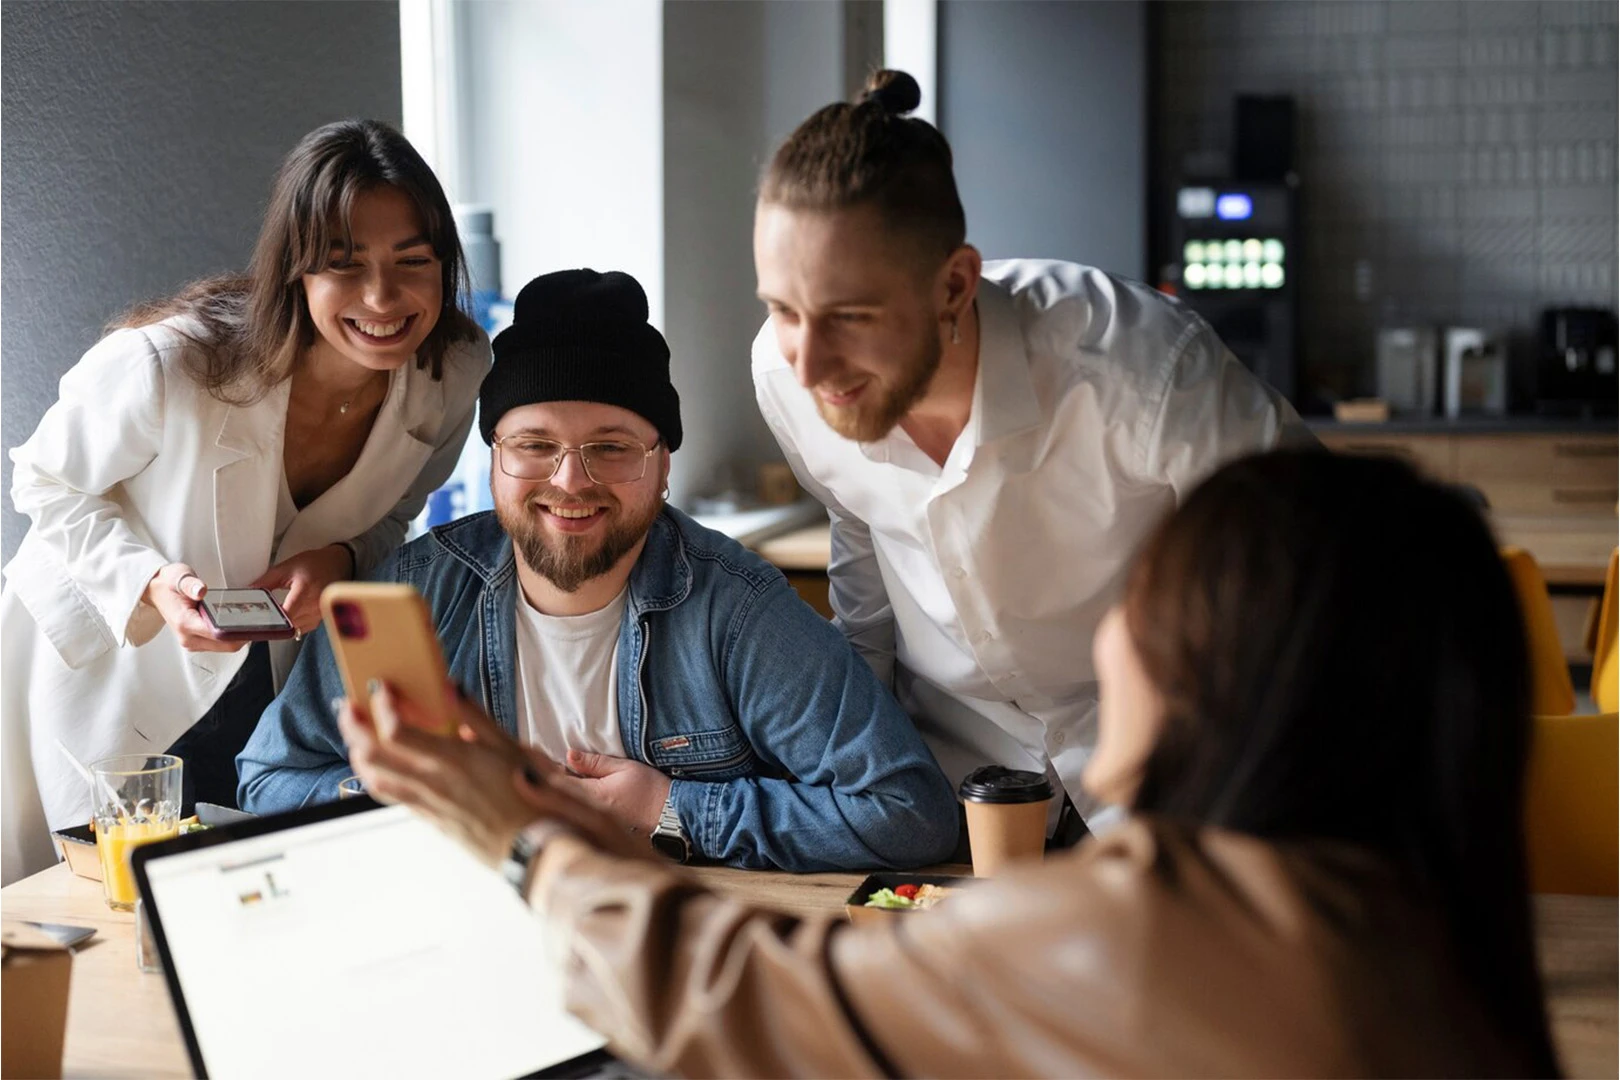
{"left": 202, "top": 589, "right": 292, "bottom": 631}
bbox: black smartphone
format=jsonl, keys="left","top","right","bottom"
{"left": 198, "top": 588, "right": 297, "bottom": 641}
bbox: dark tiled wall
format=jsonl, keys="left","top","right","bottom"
{"left": 1155, "top": 0, "right": 1617, "bottom": 399}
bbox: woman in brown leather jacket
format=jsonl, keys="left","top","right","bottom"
{"left": 342, "top": 448, "right": 1561, "bottom": 1078}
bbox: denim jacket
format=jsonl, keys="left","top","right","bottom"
{"left": 237, "top": 508, "right": 959, "bottom": 871}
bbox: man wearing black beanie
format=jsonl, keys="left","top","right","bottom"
{"left": 477, "top": 269, "right": 682, "bottom": 598}
{"left": 241, "top": 270, "right": 960, "bottom": 874}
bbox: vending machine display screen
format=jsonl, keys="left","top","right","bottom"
{"left": 1181, "top": 238, "right": 1286, "bottom": 290}
{"left": 1215, "top": 193, "right": 1254, "bottom": 220}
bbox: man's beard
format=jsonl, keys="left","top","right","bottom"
{"left": 814, "top": 331, "right": 942, "bottom": 443}
{"left": 498, "top": 488, "right": 662, "bottom": 593}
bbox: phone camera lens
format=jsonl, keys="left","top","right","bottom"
{"left": 331, "top": 601, "right": 368, "bottom": 640}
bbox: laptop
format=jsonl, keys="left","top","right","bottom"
{"left": 133, "top": 796, "right": 611, "bottom": 1080}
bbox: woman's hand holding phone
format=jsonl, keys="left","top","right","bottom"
{"left": 250, "top": 544, "right": 352, "bottom": 634}
{"left": 144, "top": 562, "right": 245, "bottom": 653}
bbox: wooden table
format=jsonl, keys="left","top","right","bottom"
{"left": 1534, "top": 890, "right": 1620, "bottom": 1078}
{"left": 5, "top": 863, "right": 1616, "bottom": 1078}
{"left": 4, "top": 864, "right": 191, "bottom": 1077}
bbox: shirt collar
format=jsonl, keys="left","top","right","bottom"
{"left": 433, "top": 507, "right": 693, "bottom": 615}
{"left": 624, "top": 509, "right": 693, "bottom": 614}
{"left": 857, "top": 274, "right": 1041, "bottom": 466}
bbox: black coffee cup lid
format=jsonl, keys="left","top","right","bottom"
{"left": 958, "top": 766, "right": 1055, "bottom": 804}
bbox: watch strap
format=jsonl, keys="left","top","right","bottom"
{"left": 656, "top": 796, "right": 683, "bottom": 837}
{"left": 501, "top": 820, "right": 567, "bottom": 901}
{"left": 650, "top": 792, "right": 691, "bottom": 863}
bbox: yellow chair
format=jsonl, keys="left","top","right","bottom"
{"left": 1506, "top": 549, "right": 1618, "bottom": 894}
{"left": 1501, "top": 547, "right": 1576, "bottom": 717}
{"left": 1523, "top": 711, "right": 1619, "bottom": 895}
{"left": 1588, "top": 549, "right": 1618, "bottom": 713}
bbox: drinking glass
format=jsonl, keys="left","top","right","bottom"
{"left": 90, "top": 754, "right": 182, "bottom": 911}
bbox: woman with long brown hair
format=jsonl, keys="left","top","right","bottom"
{"left": 341, "top": 448, "right": 1559, "bottom": 1077}
{"left": 2, "top": 119, "right": 488, "bottom": 883}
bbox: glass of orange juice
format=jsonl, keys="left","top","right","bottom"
{"left": 90, "top": 754, "right": 182, "bottom": 911}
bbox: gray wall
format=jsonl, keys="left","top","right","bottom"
{"left": 940, "top": 0, "right": 1148, "bottom": 278}
{"left": 1155, "top": 0, "right": 1619, "bottom": 400}
{"left": 663, "top": 1, "right": 866, "bottom": 503}
{"left": 2, "top": 0, "right": 402, "bottom": 563}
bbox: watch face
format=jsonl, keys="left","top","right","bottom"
{"left": 650, "top": 832, "right": 688, "bottom": 862}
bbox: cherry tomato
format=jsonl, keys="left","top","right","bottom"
{"left": 894, "top": 883, "right": 919, "bottom": 900}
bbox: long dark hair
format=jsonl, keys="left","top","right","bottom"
{"left": 113, "top": 119, "right": 478, "bottom": 403}
{"left": 1125, "top": 449, "right": 1557, "bottom": 1073}
{"left": 760, "top": 69, "right": 966, "bottom": 264}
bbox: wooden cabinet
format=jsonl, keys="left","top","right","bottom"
{"left": 1317, "top": 429, "right": 1616, "bottom": 589}
{"left": 1319, "top": 427, "right": 1617, "bottom": 662}
{"left": 1317, "top": 433, "right": 1457, "bottom": 481}
{"left": 1454, "top": 434, "right": 1618, "bottom": 516}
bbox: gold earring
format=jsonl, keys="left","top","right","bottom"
{"left": 950, "top": 318, "right": 962, "bottom": 346}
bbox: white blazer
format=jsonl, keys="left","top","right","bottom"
{"left": 1, "top": 318, "right": 489, "bottom": 883}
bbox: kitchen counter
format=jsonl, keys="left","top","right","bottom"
{"left": 1308, "top": 416, "right": 1617, "bottom": 435}
{"left": 687, "top": 498, "right": 824, "bottom": 548}
{"left": 753, "top": 523, "right": 832, "bottom": 571}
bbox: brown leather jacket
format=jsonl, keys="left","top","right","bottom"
{"left": 531, "top": 816, "right": 1544, "bottom": 1078}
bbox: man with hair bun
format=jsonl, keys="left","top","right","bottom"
{"left": 752, "top": 70, "right": 1310, "bottom": 841}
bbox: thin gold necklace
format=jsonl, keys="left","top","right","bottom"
{"left": 338, "top": 372, "right": 384, "bottom": 415}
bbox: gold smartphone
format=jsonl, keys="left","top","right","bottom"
{"left": 319, "top": 582, "right": 456, "bottom": 736}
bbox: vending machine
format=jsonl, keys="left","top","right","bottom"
{"left": 1166, "top": 180, "right": 1299, "bottom": 403}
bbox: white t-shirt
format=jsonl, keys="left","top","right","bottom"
{"left": 512, "top": 586, "right": 629, "bottom": 763}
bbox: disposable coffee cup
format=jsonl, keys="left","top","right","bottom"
{"left": 959, "top": 766, "right": 1055, "bottom": 878}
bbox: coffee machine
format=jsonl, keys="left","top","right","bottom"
{"left": 1538, "top": 307, "right": 1617, "bottom": 416}
{"left": 1163, "top": 95, "right": 1300, "bottom": 403}
{"left": 1167, "top": 180, "right": 1299, "bottom": 402}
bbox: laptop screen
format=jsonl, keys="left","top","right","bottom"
{"left": 137, "top": 801, "right": 607, "bottom": 1080}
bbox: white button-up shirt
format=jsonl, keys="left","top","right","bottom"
{"left": 753, "top": 260, "right": 1308, "bottom": 826}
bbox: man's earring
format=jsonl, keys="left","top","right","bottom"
{"left": 950, "top": 317, "right": 962, "bottom": 346}
{"left": 661, "top": 485, "right": 671, "bottom": 500}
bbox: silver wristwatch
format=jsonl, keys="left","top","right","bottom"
{"left": 649, "top": 793, "right": 690, "bottom": 863}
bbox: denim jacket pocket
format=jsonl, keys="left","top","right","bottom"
{"left": 647, "top": 725, "right": 755, "bottom": 780}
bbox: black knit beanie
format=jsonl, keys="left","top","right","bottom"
{"left": 480, "top": 269, "right": 682, "bottom": 450}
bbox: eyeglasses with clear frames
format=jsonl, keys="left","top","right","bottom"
{"left": 492, "top": 433, "right": 662, "bottom": 486}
